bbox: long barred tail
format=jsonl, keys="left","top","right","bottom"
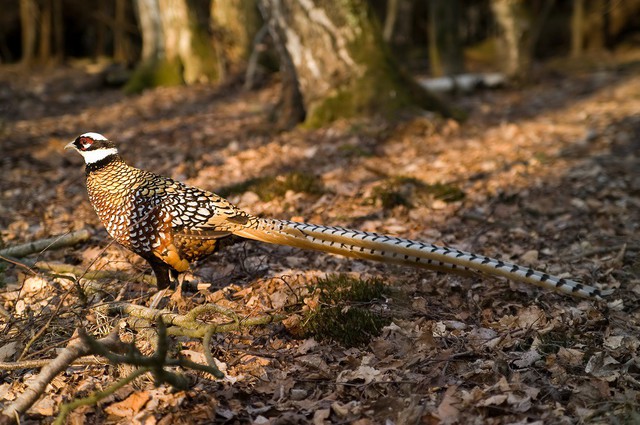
{"left": 233, "top": 218, "right": 612, "bottom": 299}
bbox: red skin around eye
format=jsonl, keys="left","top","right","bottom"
{"left": 80, "top": 138, "right": 93, "bottom": 150}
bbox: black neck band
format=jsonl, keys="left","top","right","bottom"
{"left": 85, "top": 154, "right": 119, "bottom": 174}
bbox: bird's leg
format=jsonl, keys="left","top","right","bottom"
{"left": 147, "top": 258, "right": 176, "bottom": 309}
{"left": 169, "top": 269, "right": 185, "bottom": 303}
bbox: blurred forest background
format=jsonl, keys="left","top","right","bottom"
{"left": 5, "top": 0, "right": 640, "bottom": 124}
{"left": 1, "top": 1, "right": 640, "bottom": 424}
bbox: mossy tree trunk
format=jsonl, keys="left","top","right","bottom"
{"left": 259, "top": 0, "right": 452, "bottom": 127}
{"left": 128, "top": 0, "right": 219, "bottom": 93}
{"left": 210, "top": 0, "right": 261, "bottom": 81}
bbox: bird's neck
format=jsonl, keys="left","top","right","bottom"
{"left": 85, "top": 153, "right": 123, "bottom": 174}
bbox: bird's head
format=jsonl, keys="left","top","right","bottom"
{"left": 65, "top": 132, "right": 119, "bottom": 165}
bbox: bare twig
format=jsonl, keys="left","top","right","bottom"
{"left": 33, "top": 261, "right": 157, "bottom": 286}
{"left": 0, "top": 357, "right": 106, "bottom": 370}
{"left": 567, "top": 244, "right": 640, "bottom": 262}
{"left": 54, "top": 367, "right": 150, "bottom": 425}
{"left": 78, "top": 321, "right": 224, "bottom": 381}
{"left": 17, "top": 287, "right": 75, "bottom": 361}
{"left": 0, "top": 230, "right": 91, "bottom": 259}
{"left": 0, "top": 331, "right": 122, "bottom": 423}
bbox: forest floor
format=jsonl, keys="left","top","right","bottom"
{"left": 0, "top": 58, "right": 639, "bottom": 424}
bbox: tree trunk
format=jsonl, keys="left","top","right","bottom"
{"left": 114, "top": 0, "right": 128, "bottom": 63}
{"left": 571, "top": 0, "right": 584, "bottom": 57}
{"left": 135, "top": 0, "right": 164, "bottom": 63}
{"left": 571, "top": 0, "right": 606, "bottom": 56}
{"left": 259, "top": 0, "right": 452, "bottom": 127}
{"left": 20, "top": 0, "right": 38, "bottom": 66}
{"left": 39, "top": 0, "right": 52, "bottom": 64}
{"left": 428, "top": 0, "right": 464, "bottom": 76}
{"left": 383, "top": 0, "right": 413, "bottom": 48}
{"left": 53, "top": 0, "right": 64, "bottom": 62}
{"left": 158, "top": 0, "right": 218, "bottom": 84}
{"left": 128, "top": 0, "right": 219, "bottom": 92}
{"left": 490, "top": 0, "right": 532, "bottom": 81}
{"left": 211, "top": 0, "right": 261, "bottom": 80}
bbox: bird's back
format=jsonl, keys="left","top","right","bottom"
{"left": 84, "top": 157, "right": 249, "bottom": 271}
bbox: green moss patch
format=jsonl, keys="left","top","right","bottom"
{"left": 303, "top": 275, "right": 391, "bottom": 347}
{"left": 124, "top": 60, "right": 184, "bottom": 94}
{"left": 217, "top": 171, "right": 324, "bottom": 201}
{"left": 371, "top": 176, "right": 465, "bottom": 209}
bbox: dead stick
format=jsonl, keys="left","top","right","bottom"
{"left": 0, "top": 357, "right": 106, "bottom": 371}
{"left": 0, "top": 230, "right": 91, "bottom": 259}
{"left": 0, "top": 332, "right": 121, "bottom": 424}
{"left": 34, "top": 261, "right": 156, "bottom": 285}
{"left": 99, "top": 302, "right": 287, "bottom": 337}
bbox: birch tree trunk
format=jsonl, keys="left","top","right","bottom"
{"left": 491, "top": 0, "right": 531, "bottom": 80}
{"left": 259, "top": 0, "right": 451, "bottom": 127}
{"left": 136, "top": 0, "right": 164, "bottom": 63}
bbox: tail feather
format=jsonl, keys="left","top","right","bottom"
{"left": 233, "top": 218, "right": 612, "bottom": 299}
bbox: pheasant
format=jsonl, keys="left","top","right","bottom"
{"left": 65, "top": 132, "right": 612, "bottom": 300}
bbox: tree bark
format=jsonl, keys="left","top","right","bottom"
{"left": 490, "top": 0, "right": 532, "bottom": 81}
{"left": 135, "top": 0, "right": 164, "bottom": 63}
{"left": 428, "top": 0, "right": 464, "bottom": 76}
{"left": 128, "top": 0, "right": 219, "bottom": 92}
{"left": 211, "top": 0, "right": 261, "bottom": 80}
{"left": 259, "top": 0, "right": 452, "bottom": 127}
{"left": 20, "top": 0, "right": 38, "bottom": 66}
{"left": 52, "top": 0, "right": 63, "bottom": 62}
{"left": 571, "top": 0, "right": 609, "bottom": 57}
{"left": 383, "top": 0, "right": 413, "bottom": 48}
{"left": 158, "top": 0, "right": 218, "bottom": 84}
{"left": 114, "top": 0, "right": 128, "bottom": 63}
{"left": 38, "top": 0, "right": 52, "bottom": 64}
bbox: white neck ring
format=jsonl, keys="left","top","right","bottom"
{"left": 80, "top": 148, "right": 118, "bottom": 164}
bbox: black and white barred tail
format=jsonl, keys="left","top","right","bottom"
{"left": 234, "top": 219, "right": 612, "bottom": 299}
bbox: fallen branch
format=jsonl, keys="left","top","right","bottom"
{"left": 0, "top": 318, "right": 227, "bottom": 425}
{"left": 0, "top": 331, "right": 123, "bottom": 424}
{"left": 54, "top": 367, "right": 150, "bottom": 425}
{"left": 0, "top": 357, "right": 106, "bottom": 371}
{"left": 0, "top": 230, "right": 91, "bottom": 259}
{"left": 98, "top": 302, "right": 288, "bottom": 338}
{"left": 34, "top": 261, "right": 156, "bottom": 285}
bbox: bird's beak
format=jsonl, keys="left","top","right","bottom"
{"left": 64, "top": 141, "right": 76, "bottom": 150}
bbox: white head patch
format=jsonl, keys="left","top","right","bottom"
{"left": 80, "top": 132, "right": 108, "bottom": 141}
{"left": 79, "top": 148, "right": 119, "bottom": 164}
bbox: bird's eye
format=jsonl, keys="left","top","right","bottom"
{"left": 79, "top": 137, "right": 93, "bottom": 150}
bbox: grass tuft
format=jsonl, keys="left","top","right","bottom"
{"left": 371, "top": 176, "right": 465, "bottom": 209}
{"left": 217, "top": 171, "right": 324, "bottom": 201}
{"left": 302, "top": 275, "right": 390, "bottom": 347}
